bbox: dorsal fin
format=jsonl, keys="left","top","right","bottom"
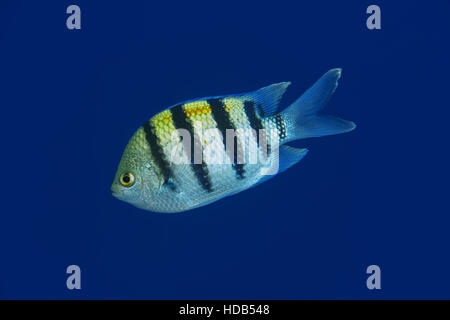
{"left": 243, "top": 82, "right": 291, "bottom": 117}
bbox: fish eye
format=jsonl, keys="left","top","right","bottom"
{"left": 119, "top": 172, "right": 135, "bottom": 187}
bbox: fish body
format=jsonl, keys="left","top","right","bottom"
{"left": 111, "top": 69, "right": 355, "bottom": 213}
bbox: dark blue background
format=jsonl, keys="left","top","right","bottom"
{"left": 1, "top": 0, "right": 449, "bottom": 299}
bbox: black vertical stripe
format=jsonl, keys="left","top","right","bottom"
{"left": 244, "top": 100, "right": 271, "bottom": 157}
{"left": 170, "top": 104, "right": 213, "bottom": 192}
{"left": 208, "top": 98, "right": 245, "bottom": 179}
{"left": 142, "top": 120, "right": 174, "bottom": 189}
{"left": 244, "top": 100, "right": 264, "bottom": 145}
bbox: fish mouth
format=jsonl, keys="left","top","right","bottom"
{"left": 111, "top": 191, "right": 121, "bottom": 198}
{"left": 111, "top": 191, "right": 122, "bottom": 200}
{"left": 111, "top": 184, "right": 124, "bottom": 199}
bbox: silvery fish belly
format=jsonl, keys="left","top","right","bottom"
{"left": 111, "top": 69, "right": 356, "bottom": 213}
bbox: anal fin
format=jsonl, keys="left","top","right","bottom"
{"left": 254, "top": 145, "right": 308, "bottom": 187}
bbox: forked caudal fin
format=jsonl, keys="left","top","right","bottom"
{"left": 281, "top": 68, "right": 356, "bottom": 142}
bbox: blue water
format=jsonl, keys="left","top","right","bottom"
{"left": 1, "top": 0, "right": 449, "bottom": 299}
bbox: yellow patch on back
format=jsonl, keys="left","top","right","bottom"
{"left": 183, "top": 101, "right": 217, "bottom": 131}
{"left": 183, "top": 101, "right": 212, "bottom": 118}
{"left": 150, "top": 110, "right": 177, "bottom": 144}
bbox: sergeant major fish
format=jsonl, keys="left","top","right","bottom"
{"left": 111, "top": 69, "right": 356, "bottom": 213}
